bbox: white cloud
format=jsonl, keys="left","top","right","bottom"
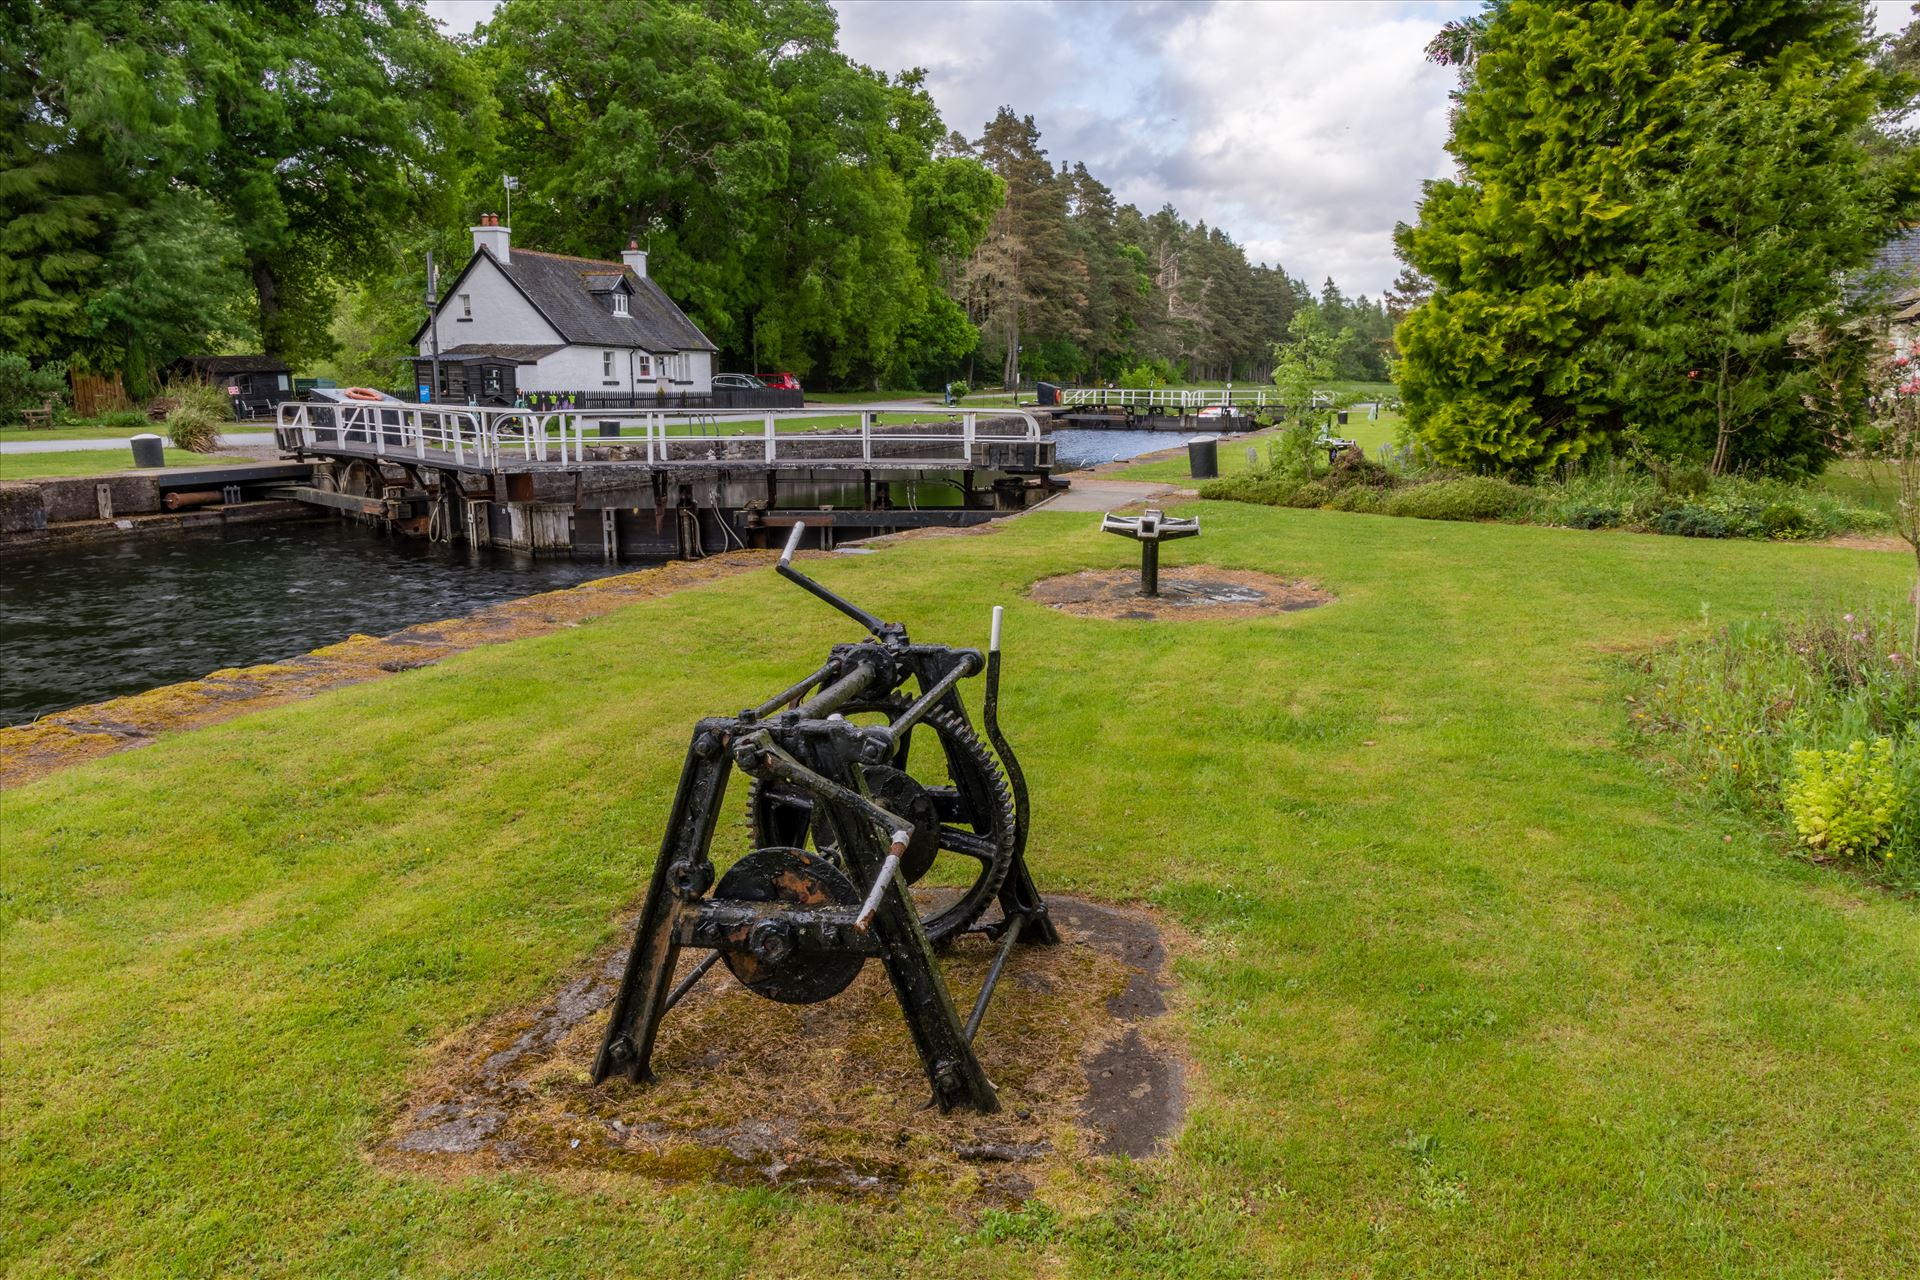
{"left": 834, "top": 0, "right": 1470, "bottom": 296}
{"left": 421, "top": 0, "right": 1919, "bottom": 296}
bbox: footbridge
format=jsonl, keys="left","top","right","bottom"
{"left": 270, "top": 401, "right": 1060, "bottom": 560}
{"left": 1039, "top": 385, "right": 1339, "bottom": 433}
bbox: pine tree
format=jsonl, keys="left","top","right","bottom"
{"left": 966, "top": 109, "right": 1076, "bottom": 386}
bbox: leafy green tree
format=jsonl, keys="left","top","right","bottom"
{"left": 88, "top": 191, "right": 256, "bottom": 397}
{"left": 1272, "top": 308, "right": 1339, "bottom": 424}
{"left": 482, "top": 0, "right": 995, "bottom": 387}
{"left": 3, "top": 0, "right": 478, "bottom": 372}
{"left": 1396, "top": 0, "right": 1911, "bottom": 474}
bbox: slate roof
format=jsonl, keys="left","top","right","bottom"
{"left": 1869, "top": 225, "right": 1920, "bottom": 304}
{"left": 491, "top": 248, "right": 715, "bottom": 352}
{"left": 431, "top": 342, "right": 566, "bottom": 363}
{"left": 174, "top": 354, "right": 291, "bottom": 375}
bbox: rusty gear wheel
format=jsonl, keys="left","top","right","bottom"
{"left": 746, "top": 702, "right": 1015, "bottom": 943}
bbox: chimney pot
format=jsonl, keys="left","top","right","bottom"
{"left": 472, "top": 214, "right": 510, "bottom": 262}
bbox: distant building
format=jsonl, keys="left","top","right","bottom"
{"left": 169, "top": 355, "right": 294, "bottom": 418}
{"left": 1870, "top": 225, "right": 1920, "bottom": 358}
{"left": 410, "top": 216, "right": 717, "bottom": 406}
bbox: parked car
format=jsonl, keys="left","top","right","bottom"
{"left": 759, "top": 371, "right": 803, "bottom": 392}
{"left": 712, "top": 372, "right": 763, "bottom": 390}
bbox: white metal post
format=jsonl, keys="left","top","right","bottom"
{"left": 764, "top": 412, "right": 776, "bottom": 462}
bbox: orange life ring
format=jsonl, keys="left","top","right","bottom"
{"left": 344, "top": 387, "right": 382, "bottom": 401}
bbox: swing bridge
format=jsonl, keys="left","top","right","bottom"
{"left": 268, "top": 400, "right": 1061, "bottom": 560}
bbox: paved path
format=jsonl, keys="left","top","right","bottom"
{"left": 1032, "top": 477, "right": 1187, "bottom": 513}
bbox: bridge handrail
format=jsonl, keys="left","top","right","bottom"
{"left": 273, "top": 401, "right": 1047, "bottom": 471}
{"left": 1056, "top": 386, "right": 1343, "bottom": 410}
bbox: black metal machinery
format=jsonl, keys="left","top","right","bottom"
{"left": 592, "top": 522, "right": 1055, "bottom": 1112}
{"left": 1100, "top": 507, "right": 1201, "bottom": 597}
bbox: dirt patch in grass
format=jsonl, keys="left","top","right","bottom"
{"left": 0, "top": 551, "right": 780, "bottom": 789}
{"left": 1029, "top": 565, "right": 1333, "bottom": 621}
{"left": 376, "top": 895, "right": 1185, "bottom": 1202}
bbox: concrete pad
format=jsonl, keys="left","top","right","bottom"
{"left": 1032, "top": 478, "right": 1182, "bottom": 513}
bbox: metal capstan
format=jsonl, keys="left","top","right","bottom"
{"left": 1099, "top": 508, "right": 1200, "bottom": 597}
{"left": 592, "top": 523, "right": 1054, "bottom": 1113}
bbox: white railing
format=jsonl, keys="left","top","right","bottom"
{"left": 274, "top": 402, "right": 1049, "bottom": 470}
{"left": 1057, "top": 387, "right": 1336, "bottom": 410}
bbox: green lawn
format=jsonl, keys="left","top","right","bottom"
{"left": 1113, "top": 409, "right": 1406, "bottom": 483}
{"left": 0, "top": 448, "right": 226, "bottom": 480}
{"left": 1816, "top": 458, "right": 1902, "bottom": 517}
{"left": 4, "top": 506, "right": 1917, "bottom": 1276}
{"left": 0, "top": 418, "right": 270, "bottom": 442}
{"left": 801, "top": 389, "right": 939, "bottom": 404}
{"left": 0, "top": 424, "right": 157, "bottom": 443}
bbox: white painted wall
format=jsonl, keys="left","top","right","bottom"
{"left": 520, "top": 346, "right": 712, "bottom": 396}
{"left": 418, "top": 254, "right": 560, "bottom": 355}
{"left": 522, "top": 345, "right": 646, "bottom": 395}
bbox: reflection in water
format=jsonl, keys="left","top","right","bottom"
{"left": 0, "top": 522, "right": 622, "bottom": 725}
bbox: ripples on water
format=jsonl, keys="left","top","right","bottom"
{"left": 1048, "top": 428, "right": 1202, "bottom": 472}
{"left": 1, "top": 430, "right": 1189, "bottom": 726}
{"left": 0, "top": 522, "right": 621, "bottom": 726}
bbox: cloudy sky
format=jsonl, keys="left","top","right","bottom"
{"left": 426, "top": 0, "right": 1916, "bottom": 299}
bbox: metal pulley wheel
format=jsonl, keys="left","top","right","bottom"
{"left": 712, "top": 847, "right": 865, "bottom": 1004}
{"left": 746, "top": 701, "right": 1016, "bottom": 943}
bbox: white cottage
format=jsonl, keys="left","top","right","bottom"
{"left": 410, "top": 215, "right": 717, "bottom": 405}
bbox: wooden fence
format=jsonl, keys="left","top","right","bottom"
{"left": 70, "top": 371, "right": 133, "bottom": 417}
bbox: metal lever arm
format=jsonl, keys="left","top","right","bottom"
{"left": 777, "top": 521, "right": 891, "bottom": 638}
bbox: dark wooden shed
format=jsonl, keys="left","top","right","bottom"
{"left": 170, "top": 356, "right": 294, "bottom": 419}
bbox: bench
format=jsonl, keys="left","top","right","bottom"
{"left": 18, "top": 400, "right": 54, "bottom": 428}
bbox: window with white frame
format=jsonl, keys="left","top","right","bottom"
{"left": 603, "top": 351, "right": 614, "bottom": 378}
{"left": 635, "top": 354, "right": 652, "bottom": 378}
{"left": 612, "top": 292, "right": 629, "bottom": 316}
{"left": 459, "top": 294, "right": 471, "bottom": 319}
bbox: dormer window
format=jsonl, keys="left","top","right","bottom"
{"left": 612, "top": 292, "right": 629, "bottom": 316}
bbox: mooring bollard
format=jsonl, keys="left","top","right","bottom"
{"left": 1100, "top": 507, "right": 1201, "bottom": 597}
{"left": 130, "top": 433, "right": 166, "bottom": 469}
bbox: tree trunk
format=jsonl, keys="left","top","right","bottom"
{"left": 1710, "top": 350, "right": 1733, "bottom": 476}
{"left": 1002, "top": 307, "right": 1019, "bottom": 389}
{"left": 251, "top": 255, "right": 283, "bottom": 360}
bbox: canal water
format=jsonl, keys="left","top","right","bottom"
{"left": 0, "top": 431, "right": 1183, "bottom": 726}
{"left": 0, "top": 523, "right": 620, "bottom": 726}
{"left": 1048, "top": 428, "right": 1200, "bottom": 472}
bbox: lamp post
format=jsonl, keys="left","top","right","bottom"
{"left": 425, "top": 250, "right": 442, "bottom": 404}
{"left": 503, "top": 174, "right": 518, "bottom": 227}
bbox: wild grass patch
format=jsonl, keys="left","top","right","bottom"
{"left": 1627, "top": 607, "right": 1919, "bottom": 875}
{"left": 1203, "top": 448, "right": 1891, "bottom": 541}
{"left": 157, "top": 378, "right": 232, "bottom": 452}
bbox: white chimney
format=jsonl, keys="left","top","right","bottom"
{"left": 622, "top": 238, "right": 648, "bottom": 278}
{"left": 472, "top": 212, "right": 510, "bottom": 263}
